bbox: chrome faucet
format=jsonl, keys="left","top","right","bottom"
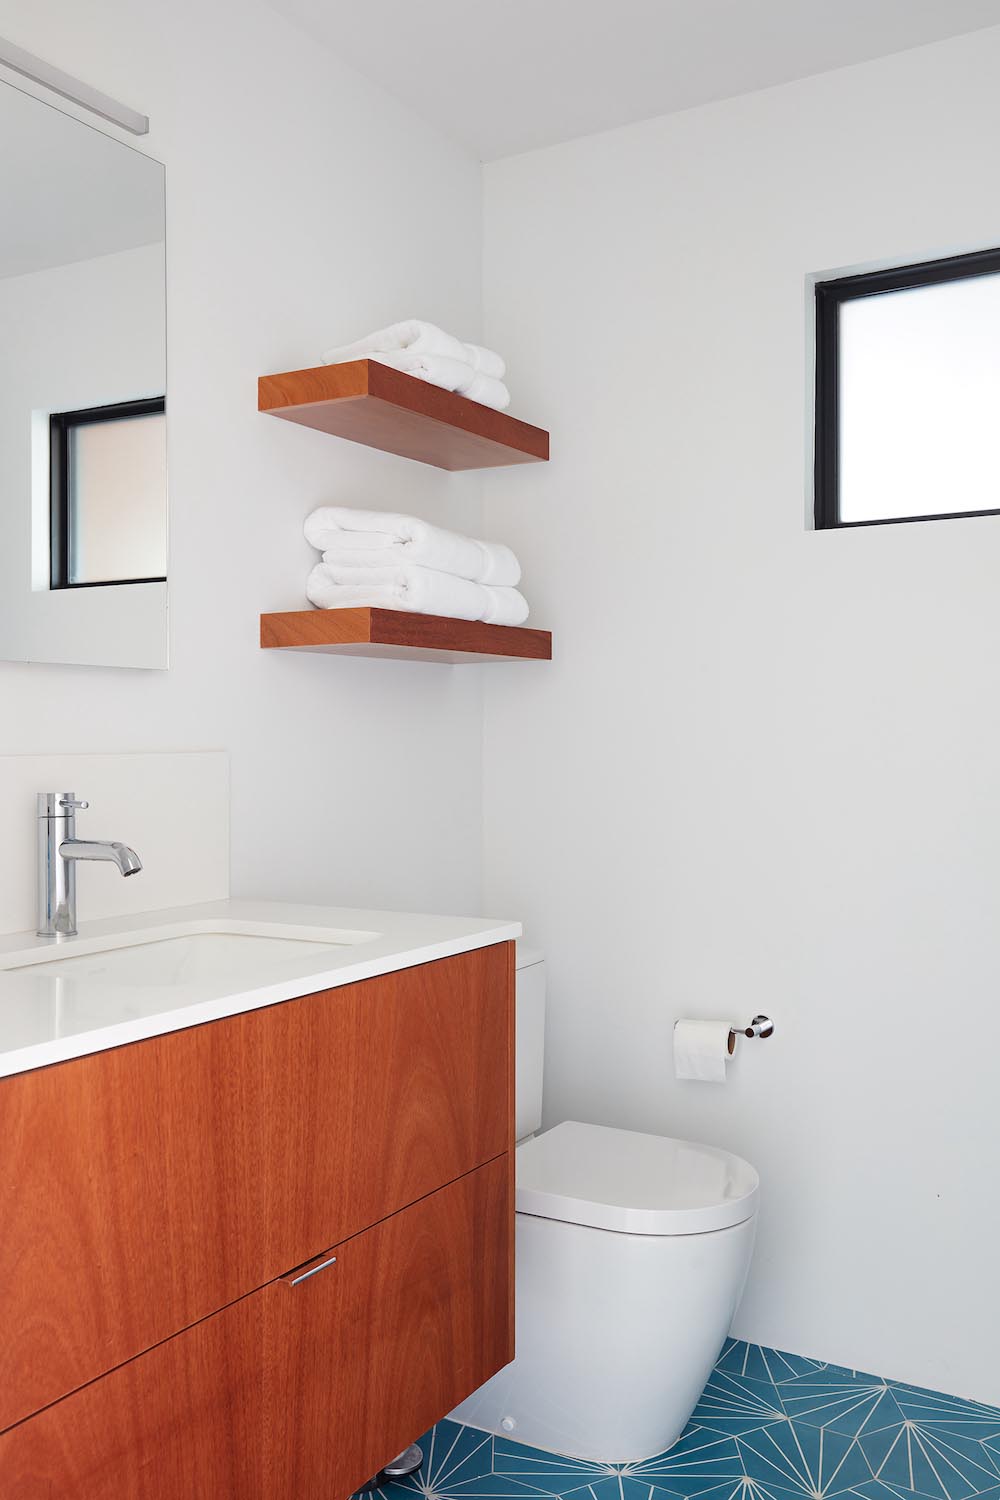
{"left": 37, "top": 792, "right": 142, "bottom": 938}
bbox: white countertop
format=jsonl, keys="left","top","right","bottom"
{"left": 0, "top": 899, "right": 521, "bottom": 1079}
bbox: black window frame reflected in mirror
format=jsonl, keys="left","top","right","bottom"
{"left": 49, "top": 395, "right": 166, "bottom": 590}
{"left": 814, "top": 246, "right": 1000, "bottom": 530}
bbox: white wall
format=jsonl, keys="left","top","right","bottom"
{"left": 0, "top": 0, "right": 486, "bottom": 923}
{"left": 0, "top": 244, "right": 167, "bottom": 668}
{"left": 482, "top": 28, "right": 1000, "bottom": 1402}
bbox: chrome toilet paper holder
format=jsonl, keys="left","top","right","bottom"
{"left": 732, "top": 1014, "right": 774, "bottom": 1040}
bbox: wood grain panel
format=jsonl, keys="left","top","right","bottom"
{"left": 270, "top": 1154, "right": 513, "bottom": 1499}
{"left": 0, "top": 1289, "right": 268, "bottom": 1499}
{"left": 260, "top": 607, "right": 553, "bottom": 663}
{"left": 0, "top": 1159, "right": 513, "bottom": 1500}
{"left": 258, "top": 359, "right": 549, "bottom": 470}
{"left": 0, "top": 944, "right": 512, "bottom": 1431}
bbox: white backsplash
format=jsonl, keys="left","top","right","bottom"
{"left": 0, "top": 752, "right": 229, "bottom": 935}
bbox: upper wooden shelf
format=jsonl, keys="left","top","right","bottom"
{"left": 261, "top": 608, "right": 552, "bottom": 664}
{"left": 258, "top": 359, "right": 549, "bottom": 471}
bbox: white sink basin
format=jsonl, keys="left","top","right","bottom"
{"left": 2, "top": 929, "right": 353, "bottom": 988}
{"left": 0, "top": 917, "right": 377, "bottom": 976}
{"left": 0, "top": 916, "right": 381, "bottom": 1066}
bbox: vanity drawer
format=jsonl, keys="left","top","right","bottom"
{"left": 0, "top": 1280, "right": 270, "bottom": 1499}
{"left": 271, "top": 1150, "right": 513, "bottom": 1498}
{"left": 0, "top": 1156, "right": 513, "bottom": 1499}
{"left": 0, "top": 942, "right": 513, "bottom": 1432}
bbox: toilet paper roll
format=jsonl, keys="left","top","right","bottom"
{"left": 673, "top": 1019, "right": 736, "bottom": 1084}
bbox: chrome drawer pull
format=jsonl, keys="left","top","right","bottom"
{"left": 289, "top": 1254, "right": 337, "bottom": 1287}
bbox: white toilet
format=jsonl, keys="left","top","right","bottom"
{"left": 451, "top": 947, "right": 759, "bottom": 1464}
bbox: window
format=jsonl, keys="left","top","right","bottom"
{"left": 49, "top": 397, "right": 166, "bottom": 588}
{"left": 814, "top": 248, "right": 1000, "bottom": 529}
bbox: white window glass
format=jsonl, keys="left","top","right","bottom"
{"left": 838, "top": 273, "right": 1000, "bottom": 524}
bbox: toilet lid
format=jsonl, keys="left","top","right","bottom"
{"left": 515, "top": 1121, "right": 759, "bottom": 1236}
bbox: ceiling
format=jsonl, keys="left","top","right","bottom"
{"left": 0, "top": 80, "right": 164, "bottom": 280}
{"left": 268, "top": 0, "right": 1000, "bottom": 160}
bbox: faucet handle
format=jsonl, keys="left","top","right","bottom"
{"left": 37, "top": 792, "right": 89, "bottom": 818}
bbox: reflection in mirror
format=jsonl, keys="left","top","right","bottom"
{"left": 51, "top": 398, "right": 166, "bottom": 587}
{"left": 0, "top": 80, "right": 166, "bottom": 669}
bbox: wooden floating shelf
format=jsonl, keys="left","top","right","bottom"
{"left": 261, "top": 608, "right": 552, "bottom": 664}
{"left": 258, "top": 358, "right": 549, "bottom": 471}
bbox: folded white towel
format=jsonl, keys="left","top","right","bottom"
{"left": 304, "top": 507, "right": 521, "bottom": 586}
{"left": 368, "top": 350, "right": 511, "bottom": 412}
{"left": 306, "top": 562, "right": 529, "bottom": 626}
{"left": 321, "top": 319, "right": 505, "bottom": 381}
{"left": 456, "top": 365, "right": 512, "bottom": 410}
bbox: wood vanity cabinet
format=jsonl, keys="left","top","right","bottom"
{"left": 0, "top": 942, "right": 515, "bottom": 1499}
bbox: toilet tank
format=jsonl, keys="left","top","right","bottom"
{"left": 515, "top": 946, "right": 545, "bottom": 1141}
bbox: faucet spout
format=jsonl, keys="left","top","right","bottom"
{"left": 59, "top": 840, "right": 143, "bottom": 877}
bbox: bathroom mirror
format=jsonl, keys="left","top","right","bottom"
{"left": 0, "top": 80, "right": 167, "bottom": 669}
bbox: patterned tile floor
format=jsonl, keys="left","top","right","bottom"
{"left": 362, "top": 1340, "right": 1000, "bottom": 1500}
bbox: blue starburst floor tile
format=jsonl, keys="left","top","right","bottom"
{"left": 493, "top": 1434, "right": 620, "bottom": 1497}
{"left": 740, "top": 1419, "right": 875, "bottom": 1497}
{"left": 357, "top": 1341, "right": 1000, "bottom": 1500}
{"left": 859, "top": 1422, "right": 1000, "bottom": 1500}
{"left": 623, "top": 1429, "right": 745, "bottom": 1496}
{"left": 888, "top": 1387, "right": 1000, "bottom": 1441}
{"left": 691, "top": 1367, "right": 788, "bottom": 1436}
{"left": 714, "top": 1342, "right": 829, "bottom": 1386}
{"left": 777, "top": 1377, "right": 905, "bottom": 1438}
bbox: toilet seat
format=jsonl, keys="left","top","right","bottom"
{"left": 515, "top": 1120, "right": 759, "bottom": 1236}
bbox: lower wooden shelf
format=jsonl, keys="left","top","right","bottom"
{"left": 260, "top": 608, "right": 552, "bottom": 664}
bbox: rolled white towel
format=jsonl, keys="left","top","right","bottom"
{"left": 306, "top": 562, "right": 529, "bottom": 626}
{"left": 321, "top": 319, "right": 506, "bottom": 380}
{"left": 304, "top": 507, "right": 521, "bottom": 586}
{"left": 369, "top": 350, "right": 510, "bottom": 412}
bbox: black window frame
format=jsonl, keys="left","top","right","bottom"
{"left": 49, "top": 395, "right": 167, "bottom": 590}
{"left": 814, "top": 246, "right": 1000, "bottom": 530}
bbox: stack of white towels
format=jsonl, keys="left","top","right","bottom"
{"left": 321, "top": 319, "right": 510, "bottom": 412}
{"left": 305, "top": 507, "right": 529, "bottom": 626}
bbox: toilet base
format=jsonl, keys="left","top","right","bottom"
{"left": 451, "top": 1209, "right": 756, "bottom": 1463}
